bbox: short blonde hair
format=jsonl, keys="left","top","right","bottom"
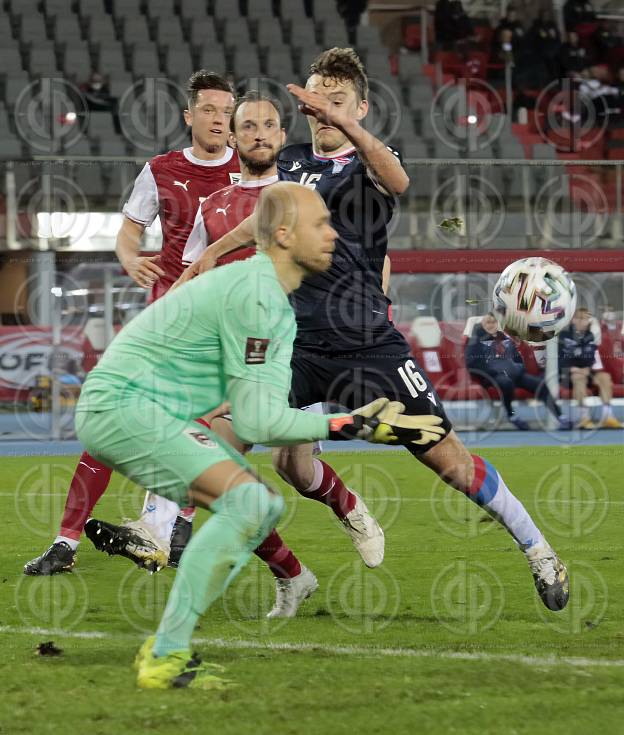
{"left": 254, "top": 183, "right": 300, "bottom": 251}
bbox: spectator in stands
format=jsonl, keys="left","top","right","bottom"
{"left": 81, "top": 72, "right": 115, "bottom": 113}
{"left": 434, "top": 0, "right": 474, "bottom": 49}
{"left": 465, "top": 314, "right": 569, "bottom": 430}
{"left": 525, "top": 10, "right": 562, "bottom": 80}
{"left": 563, "top": 0, "right": 597, "bottom": 33}
{"left": 494, "top": 5, "right": 525, "bottom": 46}
{"left": 336, "top": 0, "right": 368, "bottom": 45}
{"left": 558, "top": 308, "right": 622, "bottom": 429}
{"left": 559, "top": 31, "right": 590, "bottom": 76}
{"left": 601, "top": 304, "right": 619, "bottom": 332}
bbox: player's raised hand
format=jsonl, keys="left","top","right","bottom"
{"left": 327, "top": 398, "right": 446, "bottom": 446}
{"left": 287, "top": 83, "right": 351, "bottom": 130}
{"left": 126, "top": 255, "right": 166, "bottom": 289}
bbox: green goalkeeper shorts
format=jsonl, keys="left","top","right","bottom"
{"left": 75, "top": 396, "right": 251, "bottom": 507}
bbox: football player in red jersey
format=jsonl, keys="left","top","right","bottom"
{"left": 24, "top": 70, "right": 241, "bottom": 576}
{"left": 86, "top": 92, "right": 386, "bottom": 619}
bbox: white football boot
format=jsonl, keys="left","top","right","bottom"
{"left": 341, "top": 492, "right": 385, "bottom": 568}
{"left": 266, "top": 565, "right": 319, "bottom": 619}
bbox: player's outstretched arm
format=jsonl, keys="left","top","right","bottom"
{"left": 116, "top": 216, "right": 165, "bottom": 289}
{"left": 287, "top": 83, "right": 409, "bottom": 195}
{"left": 172, "top": 212, "right": 257, "bottom": 289}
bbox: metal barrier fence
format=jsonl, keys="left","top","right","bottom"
{"left": 1, "top": 158, "right": 623, "bottom": 251}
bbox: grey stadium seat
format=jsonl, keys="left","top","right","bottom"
{"left": 87, "top": 16, "right": 118, "bottom": 43}
{"left": 131, "top": 47, "right": 161, "bottom": 76}
{"left": 165, "top": 49, "right": 194, "bottom": 81}
{"left": 98, "top": 136, "right": 129, "bottom": 156}
{"left": 245, "top": 0, "right": 276, "bottom": 18}
{"left": 88, "top": 111, "right": 117, "bottom": 139}
{"left": 0, "top": 137, "right": 24, "bottom": 158}
{"left": 64, "top": 137, "right": 94, "bottom": 156}
{"left": 113, "top": 0, "right": 143, "bottom": 19}
{"left": 78, "top": 0, "right": 105, "bottom": 15}
{"left": 188, "top": 18, "right": 219, "bottom": 47}
{"left": 20, "top": 16, "right": 49, "bottom": 43}
{"left": 73, "top": 164, "right": 105, "bottom": 197}
{"left": 146, "top": 0, "right": 177, "bottom": 19}
{"left": 232, "top": 47, "right": 261, "bottom": 81}
{"left": 64, "top": 44, "right": 93, "bottom": 76}
{"left": 0, "top": 48, "right": 25, "bottom": 74}
{"left": 213, "top": 0, "right": 237, "bottom": 19}
{"left": 155, "top": 18, "right": 185, "bottom": 48}
{"left": 197, "top": 47, "right": 228, "bottom": 73}
{"left": 532, "top": 143, "right": 558, "bottom": 159}
{"left": 53, "top": 15, "right": 83, "bottom": 43}
{"left": 98, "top": 43, "right": 128, "bottom": 71}
{"left": 122, "top": 17, "right": 152, "bottom": 45}
{"left": 180, "top": 0, "right": 210, "bottom": 20}
{"left": 224, "top": 20, "right": 252, "bottom": 46}
{"left": 28, "top": 46, "right": 61, "bottom": 75}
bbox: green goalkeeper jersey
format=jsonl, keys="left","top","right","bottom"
{"left": 76, "top": 252, "right": 330, "bottom": 446}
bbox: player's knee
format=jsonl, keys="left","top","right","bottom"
{"left": 272, "top": 448, "right": 314, "bottom": 489}
{"left": 225, "top": 482, "right": 285, "bottom": 534}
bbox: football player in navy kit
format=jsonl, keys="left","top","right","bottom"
{"left": 184, "top": 48, "right": 570, "bottom": 613}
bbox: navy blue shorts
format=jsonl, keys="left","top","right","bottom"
{"left": 290, "top": 350, "right": 453, "bottom": 454}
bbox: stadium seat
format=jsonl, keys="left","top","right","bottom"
{"left": 224, "top": 19, "right": 252, "bottom": 46}
{"left": 155, "top": 17, "right": 186, "bottom": 49}
{"left": 532, "top": 143, "right": 558, "bottom": 160}
{"left": 213, "top": 0, "right": 236, "bottom": 19}
{"left": 72, "top": 163, "right": 105, "bottom": 197}
{"left": 319, "top": 20, "right": 349, "bottom": 48}
{"left": 179, "top": 0, "right": 209, "bottom": 20}
{"left": 64, "top": 137, "right": 94, "bottom": 156}
{"left": 145, "top": 0, "right": 177, "bottom": 20}
{"left": 245, "top": 0, "right": 275, "bottom": 18}
{"left": 288, "top": 112, "right": 311, "bottom": 144}
{"left": 29, "top": 46, "right": 62, "bottom": 75}
{"left": 97, "top": 136, "right": 129, "bottom": 156}
{"left": 130, "top": 47, "right": 161, "bottom": 76}
{"left": 264, "top": 49, "right": 296, "bottom": 82}
{"left": 10, "top": 0, "right": 40, "bottom": 14}
{"left": 231, "top": 47, "right": 261, "bottom": 81}
{"left": 98, "top": 43, "right": 128, "bottom": 71}
{"left": 20, "top": 16, "right": 50, "bottom": 43}
{"left": 188, "top": 18, "right": 219, "bottom": 47}
{"left": 280, "top": 0, "right": 306, "bottom": 21}
{"left": 43, "top": 0, "right": 72, "bottom": 15}
{"left": 122, "top": 17, "right": 152, "bottom": 45}
{"left": 53, "top": 16, "right": 83, "bottom": 43}
{"left": 197, "top": 47, "right": 228, "bottom": 72}
{"left": 165, "top": 49, "right": 194, "bottom": 82}
{"left": 0, "top": 137, "right": 24, "bottom": 158}
{"left": 87, "top": 16, "right": 119, "bottom": 43}
{"left": 5, "top": 75, "right": 31, "bottom": 105}
{"left": 285, "top": 17, "right": 318, "bottom": 48}
{"left": 88, "top": 111, "right": 117, "bottom": 140}
{"left": 108, "top": 71, "right": 134, "bottom": 98}
{"left": 63, "top": 44, "right": 93, "bottom": 76}
{"left": 77, "top": 0, "right": 105, "bottom": 15}
{"left": 254, "top": 18, "right": 280, "bottom": 46}
{"left": 113, "top": 0, "right": 143, "bottom": 19}
{"left": 0, "top": 48, "right": 25, "bottom": 74}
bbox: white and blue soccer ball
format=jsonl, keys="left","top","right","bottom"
{"left": 492, "top": 257, "right": 577, "bottom": 344}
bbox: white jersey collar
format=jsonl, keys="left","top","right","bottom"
{"left": 238, "top": 174, "right": 279, "bottom": 188}
{"left": 183, "top": 146, "right": 234, "bottom": 166}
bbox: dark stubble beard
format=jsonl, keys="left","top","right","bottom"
{"left": 238, "top": 147, "right": 280, "bottom": 176}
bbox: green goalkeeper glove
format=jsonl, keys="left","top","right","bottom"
{"left": 327, "top": 398, "right": 446, "bottom": 446}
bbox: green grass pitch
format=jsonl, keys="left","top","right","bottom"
{"left": 1, "top": 445, "right": 623, "bottom": 734}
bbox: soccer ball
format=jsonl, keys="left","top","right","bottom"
{"left": 491, "top": 257, "right": 577, "bottom": 344}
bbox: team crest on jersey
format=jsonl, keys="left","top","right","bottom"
{"left": 245, "top": 337, "right": 270, "bottom": 364}
{"left": 183, "top": 429, "right": 217, "bottom": 447}
{"left": 230, "top": 172, "right": 242, "bottom": 184}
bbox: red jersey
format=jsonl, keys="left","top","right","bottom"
{"left": 122, "top": 147, "right": 241, "bottom": 299}
{"left": 182, "top": 174, "right": 278, "bottom": 267}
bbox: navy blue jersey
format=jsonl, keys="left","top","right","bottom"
{"left": 277, "top": 143, "right": 408, "bottom": 355}
{"left": 558, "top": 326, "right": 597, "bottom": 369}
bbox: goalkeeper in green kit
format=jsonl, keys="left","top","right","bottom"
{"left": 75, "top": 182, "right": 443, "bottom": 690}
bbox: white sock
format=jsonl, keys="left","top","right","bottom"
{"left": 54, "top": 535, "right": 79, "bottom": 551}
{"left": 304, "top": 458, "right": 325, "bottom": 494}
{"left": 139, "top": 492, "right": 180, "bottom": 547}
{"left": 601, "top": 404, "right": 613, "bottom": 421}
{"left": 469, "top": 457, "right": 544, "bottom": 552}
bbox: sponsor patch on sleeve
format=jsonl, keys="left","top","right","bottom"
{"left": 245, "top": 337, "right": 270, "bottom": 364}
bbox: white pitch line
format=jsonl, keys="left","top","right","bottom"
{"left": 2, "top": 492, "right": 621, "bottom": 505}
{"left": 1, "top": 624, "right": 622, "bottom": 670}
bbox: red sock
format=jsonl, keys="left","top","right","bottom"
{"left": 299, "top": 459, "right": 356, "bottom": 520}
{"left": 254, "top": 529, "right": 302, "bottom": 579}
{"left": 59, "top": 451, "right": 113, "bottom": 541}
